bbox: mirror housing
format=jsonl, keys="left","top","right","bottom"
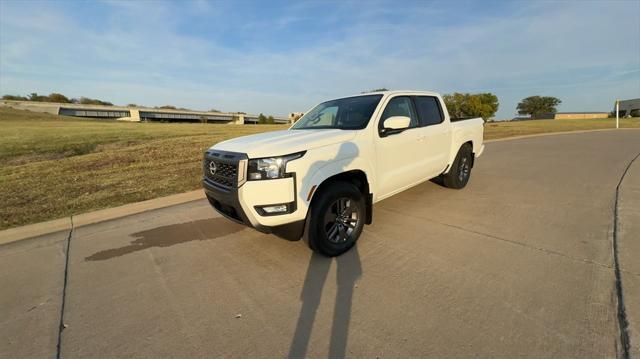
{"left": 383, "top": 116, "right": 411, "bottom": 130}
{"left": 381, "top": 116, "right": 411, "bottom": 136}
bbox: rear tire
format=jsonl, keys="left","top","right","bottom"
{"left": 443, "top": 144, "right": 473, "bottom": 189}
{"left": 305, "top": 181, "right": 365, "bottom": 257}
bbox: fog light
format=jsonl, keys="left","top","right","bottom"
{"left": 262, "top": 204, "right": 288, "bottom": 214}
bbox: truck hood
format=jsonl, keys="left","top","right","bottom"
{"left": 210, "top": 129, "right": 357, "bottom": 158}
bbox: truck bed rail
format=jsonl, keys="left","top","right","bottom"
{"left": 451, "top": 117, "right": 482, "bottom": 122}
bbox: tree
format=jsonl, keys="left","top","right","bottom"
{"left": 257, "top": 113, "right": 275, "bottom": 124}
{"left": 79, "top": 97, "right": 113, "bottom": 106}
{"left": 208, "top": 108, "right": 220, "bottom": 112}
{"left": 157, "top": 105, "right": 177, "bottom": 109}
{"left": 443, "top": 92, "right": 499, "bottom": 122}
{"left": 46, "top": 93, "right": 71, "bottom": 103}
{"left": 516, "top": 96, "right": 561, "bottom": 116}
{"left": 2, "top": 94, "right": 28, "bottom": 101}
{"left": 28, "top": 93, "right": 48, "bottom": 102}
{"left": 362, "top": 88, "right": 389, "bottom": 93}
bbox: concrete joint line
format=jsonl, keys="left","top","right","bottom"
{"left": 56, "top": 215, "right": 74, "bottom": 359}
{"left": 612, "top": 151, "right": 639, "bottom": 359}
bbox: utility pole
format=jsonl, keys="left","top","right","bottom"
{"left": 616, "top": 99, "right": 619, "bottom": 129}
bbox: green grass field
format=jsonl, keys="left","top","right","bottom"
{"left": 1, "top": 107, "right": 638, "bottom": 229}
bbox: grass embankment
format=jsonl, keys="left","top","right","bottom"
{"left": 1, "top": 107, "right": 638, "bottom": 229}
{"left": 0, "top": 107, "right": 287, "bottom": 229}
{"left": 484, "top": 117, "right": 639, "bottom": 140}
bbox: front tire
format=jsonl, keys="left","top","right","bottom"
{"left": 305, "top": 182, "right": 365, "bottom": 257}
{"left": 443, "top": 143, "right": 473, "bottom": 189}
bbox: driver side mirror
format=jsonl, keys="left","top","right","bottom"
{"left": 381, "top": 116, "right": 411, "bottom": 137}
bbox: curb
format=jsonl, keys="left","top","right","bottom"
{"left": 1, "top": 127, "right": 638, "bottom": 245}
{"left": 0, "top": 190, "right": 205, "bottom": 246}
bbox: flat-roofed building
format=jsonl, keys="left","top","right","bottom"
{"left": 0, "top": 100, "right": 291, "bottom": 124}
{"left": 617, "top": 98, "right": 640, "bottom": 117}
{"left": 289, "top": 112, "right": 304, "bottom": 122}
{"left": 532, "top": 112, "right": 608, "bottom": 120}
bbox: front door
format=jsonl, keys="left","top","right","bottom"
{"left": 375, "top": 96, "right": 428, "bottom": 198}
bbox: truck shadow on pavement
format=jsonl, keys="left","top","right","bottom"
{"left": 289, "top": 246, "right": 362, "bottom": 359}
{"left": 85, "top": 217, "right": 245, "bottom": 261}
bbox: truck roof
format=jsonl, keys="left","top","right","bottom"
{"left": 346, "top": 90, "right": 441, "bottom": 98}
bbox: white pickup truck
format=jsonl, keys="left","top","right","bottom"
{"left": 203, "top": 91, "right": 484, "bottom": 256}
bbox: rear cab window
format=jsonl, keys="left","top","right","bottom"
{"left": 412, "top": 96, "right": 444, "bottom": 127}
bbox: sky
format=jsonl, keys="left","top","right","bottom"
{"left": 0, "top": 0, "right": 639, "bottom": 119}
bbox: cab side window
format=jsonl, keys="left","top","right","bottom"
{"left": 413, "top": 96, "right": 444, "bottom": 126}
{"left": 379, "top": 96, "right": 419, "bottom": 132}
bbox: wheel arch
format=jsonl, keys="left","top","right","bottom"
{"left": 446, "top": 140, "right": 475, "bottom": 173}
{"left": 311, "top": 169, "right": 373, "bottom": 225}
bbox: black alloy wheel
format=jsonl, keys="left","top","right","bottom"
{"left": 324, "top": 197, "right": 360, "bottom": 244}
{"left": 443, "top": 143, "right": 473, "bottom": 189}
{"left": 458, "top": 155, "right": 471, "bottom": 183}
{"left": 305, "top": 181, "right": 365, "bottom": 257}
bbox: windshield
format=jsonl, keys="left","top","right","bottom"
{"left": 291, "top": 94, "right": 383, "bottom": 130}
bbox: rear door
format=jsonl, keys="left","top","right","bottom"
{"left": 412, "top": 96, "right": 452, "bottom": 177}
{"left": 375, "top": 96, "right": 430, "bottom": 198}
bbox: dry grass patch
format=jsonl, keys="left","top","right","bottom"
{"left": 484, "top": 117, "right": 640, "bottom": 140}
{"left": 0, "top": 108, "right": 286, "bottom": 229}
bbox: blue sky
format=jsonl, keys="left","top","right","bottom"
{"left": 1, "top": 0, "right": 638, "bottom": 119}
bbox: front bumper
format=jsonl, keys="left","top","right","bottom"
{"left": 202, "top": 150, "right": 306, "bottom": 240}
{"left": 204, "top": 179, "right": 305, "bottom": 240}
{"left": 203, "top": 178, "right": 251, "bottom": 224}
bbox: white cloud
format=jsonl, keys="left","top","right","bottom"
{"left": 1, "top": 0, "right": 638, "bottom": 118}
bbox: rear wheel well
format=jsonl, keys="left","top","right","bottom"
{"left": 313, "top": 170, "right": 373, "bottom": 224}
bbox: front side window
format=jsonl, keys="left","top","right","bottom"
{"left": 291, "top": 95, "right": 382, "bottom": 130}
{"left": 413, "top": 96, "right": 443, "bottom": 126}
{"left": 378, "top": 96, "right": 419, "bottom": 132}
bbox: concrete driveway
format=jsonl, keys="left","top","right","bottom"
{"left": 1, "top": 130, "right": 639, "bottom": 358}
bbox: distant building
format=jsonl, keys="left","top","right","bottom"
{"left": 289, "top": 112, "right": 304, "bottom": 123}
{"left": 511, "top": 114, "right": 532, "bottom": 121}
{"left": 617, "top": 98, "right": 640, "bottom": 117}
{"left": 0, "top": 100, "right": 292, "bottom": 124}
{"left": 532, "top": 112, "right": 609, "bottom": 120}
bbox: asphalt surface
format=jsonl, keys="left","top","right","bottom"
{"left": 1, "top": 130, "right": 639, "bottom": 358}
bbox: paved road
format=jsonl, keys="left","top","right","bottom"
{"left": 1, "top": 130, "right": 639, "bottom": 358}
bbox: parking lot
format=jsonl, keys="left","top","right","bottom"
{"left": 2, "top": 130, "right": 639, "bottom": 358}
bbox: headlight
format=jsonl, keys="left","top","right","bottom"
{"left": 247, "top": 151, "right": 305, "bottom": 180}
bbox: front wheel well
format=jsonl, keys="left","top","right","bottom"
{"left": 313, "top": 170, "right": 373, "bottom": 224}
